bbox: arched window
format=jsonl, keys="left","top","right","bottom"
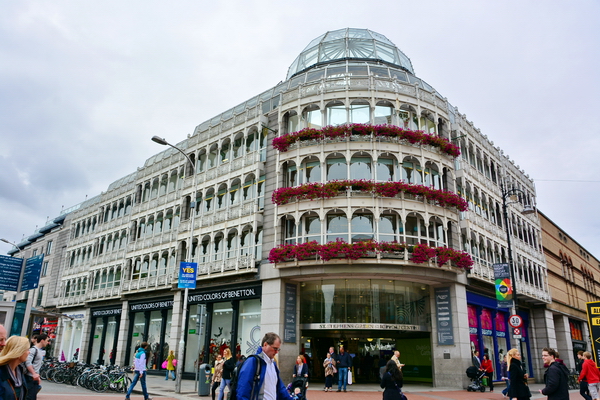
{"left": 351, "top": 210, "right": 374, "bottom": 242}
{"left": 208, "top": 144, "right": 218, "bottom": 168}
{"left": 226, "top": 230, "right": 238, "bottom": 259}
{"left": 233, "top": 133, "right": 244, "bottom": 158}
{"left": 302, "top": 105, "right": 321, "bottom": 129}
{"left": 246, "top": 130, "right": 257, "bottom": 153}
{"left": 149, "top": 254, "right": 159, "bottom": 277}
{"left": 283, "top": 161, "right": 297, "bottom": 187}
{"left": 119, "top": 232, "right": 127, "bottom": 248}
{"left": 159, "top": 174, "right": 168, "bottom": 196}
{"left": 142, "top": 182, "right": 151, "bottom": 202}
{"left": 374, "top": 101, "right": 394, "bottom": 125}
{"left": 140, "top": 257, "right": 149, "bottom": 279}
{"left": 155, "top": 212, "right": 163, "bottom": 234}
{"left": 326, "top": 154, "right": 347, "bottom": 181}
{"left": 146, "top": 216, "right": 154, "bottom": 237}
{"left": 117, "top": 201, "right": 125, "bottom": 218}
{"left": 402, "top": 157, "right": 422, "bottom": 184}
{"left": 150, "top": 178, "right": 159, "bottom": 199}
{"left": 379, "top": 211, "right": 401, "bottom": 242}
{"left": 173, "top": 207, "right": 180, "bottom": 228}
{"left": 404, "top": 213, "right": 426, "bottom": 245}
{"left": 375, "top": 154, "right": 397, "bottom": 181}
{"left": 124, "top": 198, "right": 132, "bottom": 215}
{"left": 301, "top": 156, "right": 321, "bottom": 184}
{"left": 229, "top": 179, "right": 241, "bottom": 206}
{"left": 196, "top": 149, "right": 207, "bottom": 173}
{"left": 428, "top": 217, "right": 445, "bottom": 247}
{"left": 399, "top": 105, "right": 418, "bottom": 130}
{"left": 326, "top": 101, "right": 346, "bottom": 126}
{"left": 214, "top": 233, "right": 224, "bottom": 261}
{"left": 220, "top": 140, "right": 231, "bottom": 164}
{"left": 350, "top": 153, "right": 372, "bottom": 181}
{"left": 216, "top": 184, "right": 227, "bottom": 210}
{"left": 111, "top": 204, "right": 118, "bottom": 220}
{"left": 349, "top": 100, "right": 370, "bottom": 124}
{"left": 419, "top": 111, "right": 436, "bottom": 134}
{"left": 424, "top": 162, "right": 440, "bottom": 189}
{"left": 240, "top": 227, "right": 253, "bottom": 256}
{"left": 285, "top": 110, "right": 299, "bottom": 134}
{"left": 243, "top": 175, "right": 255, "bottom": 201}
{"left": 164, "top": 209, "right": 173, "bottom": 231}
{"left": 301, "top": 212, "right": 321, "bottom": 244}
{"left": 168, "top": 171, "right": 178, "bottom": 192}
{"left": 326, "top": 210, "right": 348, "bottom": 242}
{"left": 204, "top": 188, "right": 215, "bottom": 212}
{"left": 282, "top": 216, "right": 297, "bottom": 244}
{"left": 200, "top": 236, "right": 210, "bottom": 263}
{"left": 159, "top": 253, "right": 168, "bottom": 276}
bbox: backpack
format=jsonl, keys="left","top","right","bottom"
{"left": 228, "top": 354, "right": 261, "bottom": 400}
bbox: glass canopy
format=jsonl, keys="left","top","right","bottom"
{"left": 287, "top": 28, "right": 414, "bottom": 79}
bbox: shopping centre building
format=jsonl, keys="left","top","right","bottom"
{"left": 4, "top": 28, "right": 594, "bottom": 388}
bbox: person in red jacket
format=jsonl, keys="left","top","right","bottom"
{"left": 579, "top": 351, "right": 600, "bottom": 400}
{"left": 481, "top": 354, "right": 494, "bottom": 392}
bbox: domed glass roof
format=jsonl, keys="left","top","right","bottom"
{"left": 287, "top": 28, "right": 414, "bottom": 79}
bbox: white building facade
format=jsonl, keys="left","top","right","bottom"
{"left": 45, "top": 28, "right": 551, "bottom": 386}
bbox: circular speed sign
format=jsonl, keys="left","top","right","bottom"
{"left": 509, "top": 314, "right": 523, "bottom": 328}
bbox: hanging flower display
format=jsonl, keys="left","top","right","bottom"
{"left": 272, "top": 123, "right": 460, "bottom": 157}
{"left": 268, "top": 240, "right": 473, "bottom": 270}
{"left": 272, "top": 179, "right": 468, "bottom": 211}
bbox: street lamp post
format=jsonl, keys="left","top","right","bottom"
{"left": 500, "top": 181, "right": 535, "bottom": 368}
{"left": 151, "top": 136, "right": 197, "bottom": 393}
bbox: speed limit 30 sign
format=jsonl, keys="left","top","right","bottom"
{"left": 509, "top": 314, "right": 523, "bottom": 328}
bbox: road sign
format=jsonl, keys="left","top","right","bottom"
{"left": 0, "top": 255, "right": 24, "bottom": 291}
{"left": 178, "top": 262, "right": 197, "bottom": 289}
{"left": 509, "top": 314, "right": 523, "bottom": 328}
{"left": 587, "top": 301, "right": 600, "bottom": 363}
{"left": 513, "top": 328, "right": 521, "bottom": 335}
{"left": 21, "top": 254, "right": 44, "bottom": 291}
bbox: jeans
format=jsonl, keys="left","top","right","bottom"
{"left": 165, "top": 369, "right": 175, "bottom": 380}
{"left": 217, "top": 378, "right": 231, "bottom": 400}
{"left": 337, "top": 367, "right": 348, "bottom": 391}
{"left": 581, "top": 381, "right": 593, "bottom": 400}
{"left": 126, "top": 370, "right": 150, "bottom": 399}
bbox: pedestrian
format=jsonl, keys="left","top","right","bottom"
{"left": 539, "top": 347, "right": 569, "bottom": 400}
{"left": 165, "top": 350, "right": 176, "bottom": 381}
{"left": 292, "top": 355, "right": 308, "bottom": 379}
{"left": 507, "top": 348, "right": 530, "bottom": 400}
{"left": 336, "top": 345, "right": 352, "bottom": 392}
{"left": 25, "top": 333, "right": 49, "bottom": 400}
{"left": 329, "top": 346, "right": 339, "bottom": 381}
{"left": 578, "top": 351, "right": 593, "bottom": 400}
{"left": 579, "top": 351, "right": 600, "bottom": 400}
{"left": 501, "top": 352, "right": 511, "bottom": 399}
{"left": 0, "top": 336, "right": 34, "bottom": 400}
{"left": 235, "top": 332, "right": 292, "bottom": 399}
{"left": 211, "top": 354, "right": 224, "bottom": 400}
{"left": 380, "top": 359, "right": 404, "bottom": 400}
{"left": 0, "top": 324, "right": 7, "bottom": 352}
{"left": 472, "top": 350, "right": 481, "bottom": 369}
{"left": 125, "top": 341, "right": 152, "bottom": 400}
{"left": 391, "top": 350, "right": 405, "bottom": 371}
{"left": 481, "top": 353, "right": 494, "bottom": 392}
{"left": 218, "top": 348, "right": 235, "bottom": 400}
{"left": 323, "top": 352, "right": 336, "bottom": 391}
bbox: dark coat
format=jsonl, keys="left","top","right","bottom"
{"left": 541, "top": 360, "right": 570, "bottom": 400}
{"left": 0, "top": 364, "right": 32, "bottom": 400}
{"left": 380, "top": 371, "right": 404, "bottom": 400}
{"left": 337, "top": 352, "right": 352, "bottom": 368}
{"left": 508, "top": 358, "right": 530, "bottom": 399}
{"left": 222, "top": 357, "right": 237, "bottom": 380}
{"left": 292, "top": 363, "right": 308, "bottom": 378}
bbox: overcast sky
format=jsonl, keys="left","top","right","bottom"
{"left": 1, "top": 1, "right": 599, "bottom": 259}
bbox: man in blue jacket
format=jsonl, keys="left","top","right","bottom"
{"left": 236, "top": 332, "right": 292, "bottom": 400}
{"left": 336, "top": 346, "right": 352, "bottom": 392}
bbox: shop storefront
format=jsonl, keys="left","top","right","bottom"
{"left": 126, "top": 299, "right": 173, "bottom": 372}
{"left": 299, "top": 279, "right": 432, "bottom": 383}
{"left": 570, "top": 319, "right": 586, "bottom": 360}
{"left": 467, "top": 292, "right": 533, "bottom": 379}
{"left": 59, "top": 311, "right": 85, "bottom": 362}
{"left": 187, "top": 284, "right": 262, "bottom": 373}
{"left": 88, "top": 306, "right": 122, "bottom": 365}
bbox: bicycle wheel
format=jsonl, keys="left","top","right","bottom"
{"left": 92, "top": 374, "right": 110, "bottom": 392}
{"left": 117, "top": 375, "right": 132, "bottom": 392}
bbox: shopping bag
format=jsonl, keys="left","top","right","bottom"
{"left": 482, "top": 377, "right": 488, "bottom": 386}
{"left": 162, "top": 360, "right": 168, "bottom": 369}
{"left": 348, "top": 370, "right": 353, "bottom": 385}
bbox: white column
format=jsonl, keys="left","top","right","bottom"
{"left": 554, "top": 314, "right": 575, "bottom": 369}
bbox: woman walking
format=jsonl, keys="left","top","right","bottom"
{"left": 323, "top": 352, "right": 335, "bottom": 391}
{"left": 211, "top": 354, "right": 224, "bottom": 400}
{"left": 125, "top": 342, "right": 152, "bottom": 400}
{"left": 507, "top": 348, "right": 531, "bottom": 400}
{"left": 217, "top": 348, "right": 235, "bottom": 400}
{"left": 481, "top": 353, "right": 494, "bottom": 392}
{"left": 380, "top": 359, "right": 404, "bottom": 400}
{"left": 0, "top": 336, "right": 33, "bottom": 400}
{"left": 165, "top": 350, "right": 176, "bottom": 381}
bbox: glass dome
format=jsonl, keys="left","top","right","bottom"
{"left": 286, "top": 28, "right": 414, "bottom": 79}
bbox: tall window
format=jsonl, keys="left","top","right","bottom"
{"left": 36, "top": 285, "right": 44, "bottom": 307}
{"left": 41, "top": 261, "right": 49, "bottom": 277}
{"left": 46, "top": 240, "right": 53, "bottom": 255}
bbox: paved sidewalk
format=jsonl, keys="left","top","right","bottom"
{"left": 140, "top": 374, "right": 580, "bottom": 399}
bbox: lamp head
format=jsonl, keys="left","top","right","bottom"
{"left": 521, "top": 205, "right": 536, "bottom": 215}
{"left": 151, "top": 136, "right": 168, "bottom": 146}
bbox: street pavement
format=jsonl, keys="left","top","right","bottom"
{"left": 38, "top": 374, "right": 585, "bottom": 400}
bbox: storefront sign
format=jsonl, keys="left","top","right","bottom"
{"left": 178, "top": 262, "right": 197, "bottom": 289}
{"left": 130, "top": 300, "right": 174, "bottom": 311}
{"left": 435, "top": 287, "right": 454, "bottom": 345}
{"left": 189, "top": 285, "right": 262, "bottom": 303}
{"left": 91, "top": 308, "right": 122, "bottom": 317}
{"left": 302, "top": 323, "right": 422, "bottom": 331}
{"left": 586, "top": 301, "right": 600, "bottom": 362}
{"left": 284, "top": 283, "right": 296, "bottom": 343}
{"left": 0, "top": 255, "right": 23, "bottom": 291}
{"left": 21, "top": 254, "right": 44, "bottom": 291}
{"left": 493, "top": 263, "right": 513, "bottom": 308}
